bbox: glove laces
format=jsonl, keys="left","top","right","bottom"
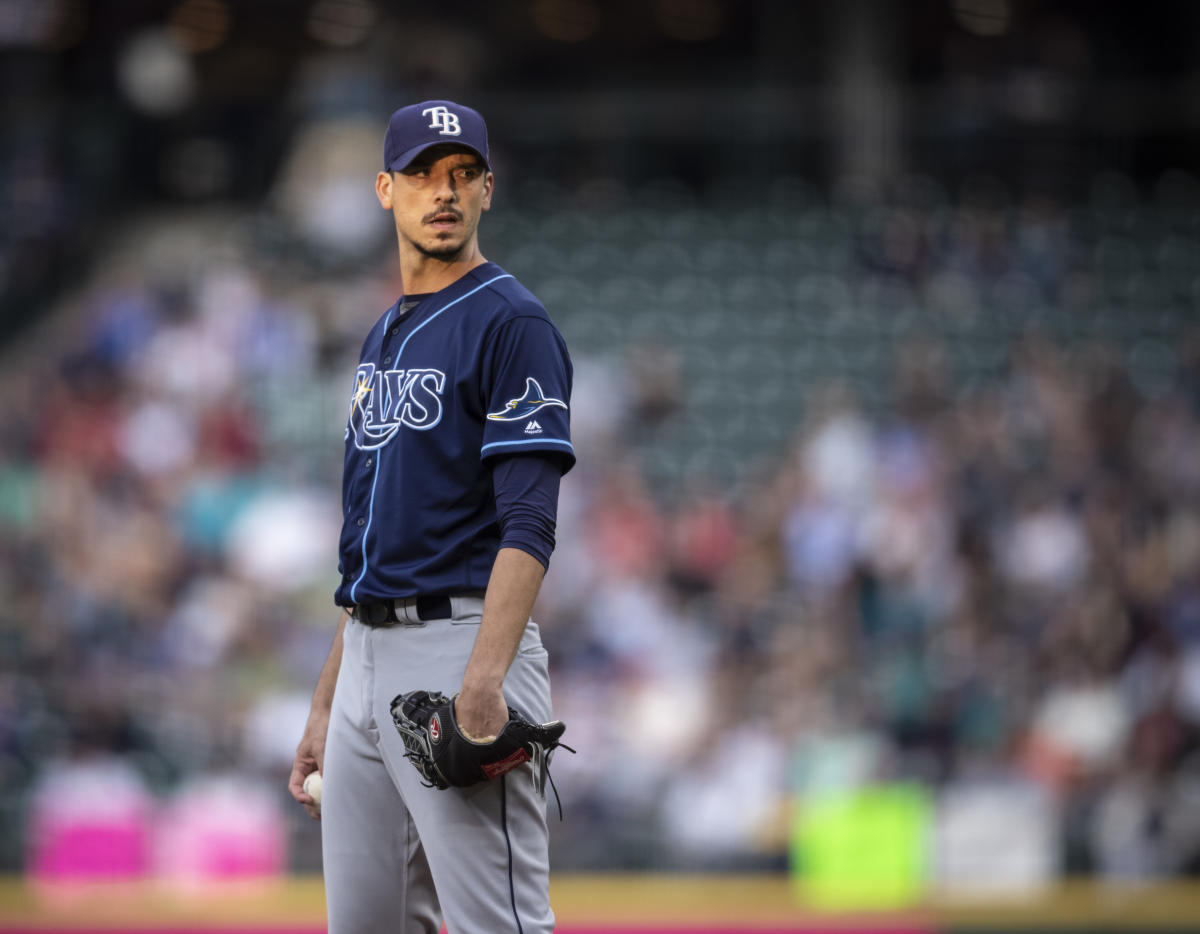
{"left": 539, "top": 740, "right": 575, "bottom": 821}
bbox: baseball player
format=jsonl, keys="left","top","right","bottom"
{"left": 288, "top": 100, "right": 575, "bottom": 934}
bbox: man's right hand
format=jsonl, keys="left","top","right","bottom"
{"left": 289, "top": 713, "right": 329, "bottom": 821}
{"left": 290, "top": 615, "right": 347, "bottom": 822}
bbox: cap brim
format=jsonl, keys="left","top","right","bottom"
{"left": 386, "top": 140, "right": 489, "bottom": 172}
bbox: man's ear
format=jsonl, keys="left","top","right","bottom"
{"left": 376, "top": 171, "right": 393, "bottom": 210}
{"left": 481, "top": 171, "right": 495, "bottom": 212}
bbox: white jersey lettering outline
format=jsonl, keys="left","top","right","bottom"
{"left": 348, "top": 364, "right": 446, "bottom": 449}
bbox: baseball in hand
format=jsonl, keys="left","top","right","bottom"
{"left": 303, "top": 771, "right": 323, "bottom": 808}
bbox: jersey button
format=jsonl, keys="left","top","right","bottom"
{"left": 365, "top": 457, "right": 373, "bottom": 468}
{"left": 383, "top": 355, "right": 392, "bottom": 364}
{"left": 390, "top": 327, "right": 399, "bottom": 336}
{"left": 356, "top": 517, "right": 366, "bottom": 527}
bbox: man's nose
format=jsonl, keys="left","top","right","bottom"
{"left": 433, "top": 170, "right": 457, "bottom": 201}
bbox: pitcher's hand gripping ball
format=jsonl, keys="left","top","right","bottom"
{"left": 391, "top": 690, "right": 569, "bottom": 796}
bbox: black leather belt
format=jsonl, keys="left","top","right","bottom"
{"left": 350, "top": 592, "right": 484, "bottom": 627}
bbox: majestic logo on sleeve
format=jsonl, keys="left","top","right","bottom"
{"left": 487, "top": 378, "right": 567, "bottom": 422}
{"left": 347, "top": 363, "right": 446, "bottom": 449}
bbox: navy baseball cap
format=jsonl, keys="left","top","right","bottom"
{"left": 384, "top": 100, "right": 490, "bottom": 172}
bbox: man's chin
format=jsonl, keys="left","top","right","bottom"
{"left": 417, "top": 239, "right": 465, "bottom": 261}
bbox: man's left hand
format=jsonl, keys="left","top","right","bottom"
{"left": 453, "top": 685, "right": 509, "bottom": 742}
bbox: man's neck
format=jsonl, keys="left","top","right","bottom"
{"left": 399, "top": 243, "right": 488, "bottom": 295}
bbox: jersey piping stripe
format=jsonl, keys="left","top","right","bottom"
{"left": 348, "top": 273, "right": 515, "bottom": 603}
{"left": 499, "top": 775, "right": 525, "bottom": 934}
{"left": 481, "top": 438, "right": 574, "bottom": 456}
{"left": 349, "top": 306, "right": 393, "bottom": 604}
{"left": 398, "top": 272, "right": 515, "bottom": 358}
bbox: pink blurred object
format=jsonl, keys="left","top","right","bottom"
{"left": 153, "top": 774, "right": 286, "bottom": 880}
{"left": 27, "top": 758, "right": 154, "bottom": 879}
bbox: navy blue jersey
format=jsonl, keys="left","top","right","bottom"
{"left": 335, "top": 263, "right": 574, "bottom": 606}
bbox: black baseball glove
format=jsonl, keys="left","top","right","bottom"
{"left": 390, "top": 690, "right": 570, "bottom": 797}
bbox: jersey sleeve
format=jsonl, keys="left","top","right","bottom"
{"left": 492, "top": 453, "right": 561, "bottom": 568}
{"left": 480, "top": 316, "right": 575, "bottom": 473}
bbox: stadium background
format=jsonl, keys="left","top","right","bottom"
{"left": 2, "top": 0, "right": 1200, "bottom": 931}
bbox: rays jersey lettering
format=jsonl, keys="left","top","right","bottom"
{"left": 347, "top": 362, "right": 446, "bottom": 449}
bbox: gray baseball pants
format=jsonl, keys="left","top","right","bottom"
{"left": 320, "top": 595, "right": 556, "bottom": 934}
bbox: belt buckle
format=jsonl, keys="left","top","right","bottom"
{"left": 369, "top": 600, "right": 393, "bottom": 624}
{"left": 356, "top": 602, "right": 392, "bottom": 626}
{"left": 356, "top": 598, "right": 432, "bottom": 627}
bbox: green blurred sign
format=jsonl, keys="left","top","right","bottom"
{"left": 791, "top": 783, "right": 931, "bottom": 910}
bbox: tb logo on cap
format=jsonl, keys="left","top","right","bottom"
{"left": 422, "top": 105, "right": 462, "bottom": 136}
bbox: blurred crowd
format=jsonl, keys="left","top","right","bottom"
{"left": 1, "top": 157, "right": 1199, "bottom": 884}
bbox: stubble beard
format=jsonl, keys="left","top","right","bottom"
{"left": 403, "top": 221, "right": 474, "bottom": 263}
{"left": 414, "top": 239, "right": 466, "bottom": 261}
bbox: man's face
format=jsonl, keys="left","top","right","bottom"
{"left": 378, "top": 145, "right": 494, "bottom": 261}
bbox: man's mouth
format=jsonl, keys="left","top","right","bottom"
{"left": 428, "top": 212, "right": 460, "bottom": 227}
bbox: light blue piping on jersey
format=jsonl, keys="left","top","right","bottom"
{"left": 350, "top": 272, "right": 515, "bottom": 604}
{"left": 481, "top": 438, "right": 574, "bottom": 456}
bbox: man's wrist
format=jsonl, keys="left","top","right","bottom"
{"left": 460, "top": 672, "right": 505, "bottom": 696}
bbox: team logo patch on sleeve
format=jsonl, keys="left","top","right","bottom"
{"left": 487, "top": 377, "right": 567, "bottom": 422}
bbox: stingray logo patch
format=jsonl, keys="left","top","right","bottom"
{"left": 487, "top": 377, "right": 567, "bottom": 422}
{"left": 429, "top": 713, "right": 442, "bottom": 743}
